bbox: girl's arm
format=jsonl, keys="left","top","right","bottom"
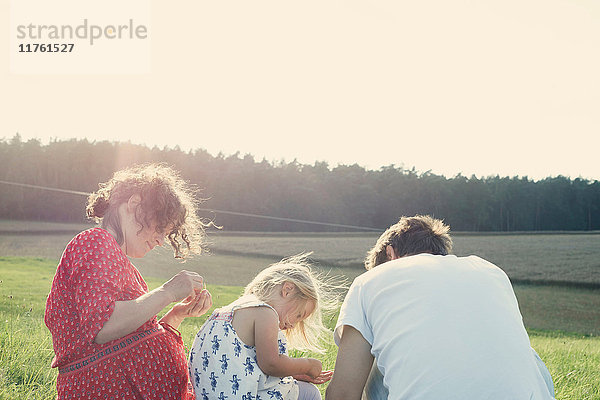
{"left": 253, "top": 307, "right": 322, "bottom": 378}
{"left": 95, "top": 270, "right": 204, "bottom": 344}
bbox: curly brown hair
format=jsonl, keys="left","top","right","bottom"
{"left": 86, "top": 163, "right": 207, "bottom": 258}
{"left": 364, "top": 215, "right": 453, "bottom": 270}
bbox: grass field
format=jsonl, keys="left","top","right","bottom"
{"left": 1, "top": 221, "right": 600, "bottom": 398}
{"left": 206, "top": 231, "right": 600, "bottom": 286}
{"left": 0, "top": 258, "right": 599, "bottom": 399}
{"left": 2, "top": 223, "right": 599, "bottom": 287}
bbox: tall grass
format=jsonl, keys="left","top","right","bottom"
{"left": 531, "top": 331, "right": 600, "bottom": 399}
{"left": 0, "top": 258, "right": 58, "bottom": 399}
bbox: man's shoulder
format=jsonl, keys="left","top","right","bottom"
{"left": 359, "top": 253, "right": 450, "bottom": 276}
{"left": 386, "top": 253, "right": 498, "bottom": 268}
{"left": 355, "top": 254, "right": 503, "bottom": 284}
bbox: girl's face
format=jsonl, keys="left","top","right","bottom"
{"left": 278, "top": 297, "right": 316, "bottom": 331}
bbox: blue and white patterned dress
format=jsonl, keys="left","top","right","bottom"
{"left": 189, "top": 295, "right": 299, "bottom": 400}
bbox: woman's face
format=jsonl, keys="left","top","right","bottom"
{"left": 120, "top": 195, "right": 170, "bottom": 258}
{"left": 123, "top": 220, "right": 168, "bottom": 258}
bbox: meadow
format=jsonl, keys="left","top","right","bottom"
{"left": 3, "top": 223, "right": 599, "bottom": 287}
{"left": 1, "top": 222, "right": 600, "bottom": 399}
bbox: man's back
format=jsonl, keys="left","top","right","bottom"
{"left": 335, "top": 253, "right": 553, "bottom": 399}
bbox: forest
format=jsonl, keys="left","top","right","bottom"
{"left": 1, "top": 134, "right": 599, "bottom": 232}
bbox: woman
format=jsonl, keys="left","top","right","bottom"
{"left": 45, "top": 163, "right": 213, "bottom": 399}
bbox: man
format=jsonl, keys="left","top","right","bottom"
{"left": 326, "top": 215, "right": 555, "bottom": 400}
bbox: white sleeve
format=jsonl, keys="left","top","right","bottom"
{"left": 334, "top": 278, "right": 373, "bottom": 347}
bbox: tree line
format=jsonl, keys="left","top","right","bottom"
{"left": 1, "top": 134, "right": 599, "bottom": 232}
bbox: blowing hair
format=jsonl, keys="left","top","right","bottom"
{"left": 244, "top": 253, "right": 341, "bottom": 353}
{"left": 364, "top": 215, "right": 453, "bottom": 270}
{"left": 85, "top": 163, "right": 208, "bottom": 258}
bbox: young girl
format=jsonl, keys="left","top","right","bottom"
{"left": 188, "top": 254, "right": 335, "bottom": 400}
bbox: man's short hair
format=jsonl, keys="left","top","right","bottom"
{"left": 364, "top": 215, "right": 453, "bottom": 270}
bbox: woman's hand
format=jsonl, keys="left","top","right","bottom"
{"left": 294, "top": 369, "right": 333, "bottom": 384}
{"left": 171, "top": 289, "right": 213, "bottom": 318}
{"left": 159, "top": 286, "right": 212, "bottom": 330}
{"left": 161, "top": 270, "right": 205, "bottom": 303}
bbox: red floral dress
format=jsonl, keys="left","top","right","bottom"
{"left": 45, "top": 228, "right": 194, "bottom": 399}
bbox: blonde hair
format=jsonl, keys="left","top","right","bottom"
{"left": 86, "top": 163, "right": 208, "bottom": 258}
{"left": 244, "top": 253, "right": 340, "bottom": 353}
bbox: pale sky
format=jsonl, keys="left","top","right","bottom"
{"left": 1, "top": 0, "right": 599, "bottom": 181}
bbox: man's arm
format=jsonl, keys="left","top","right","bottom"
{"left": 325, "top": 325, "right": 374, "bottom": 400}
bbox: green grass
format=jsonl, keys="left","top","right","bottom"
{"left": 1, "top": 257, "right": 600, "bottom": 399}
{"left": 0, "top": 258, "right": 58, "bottom": 400}
{"left": 530, "top": 331, "right": 600, "bottom": 399}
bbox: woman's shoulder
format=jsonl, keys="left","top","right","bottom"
{"left": 73, "top": 226, "right": 112, "bottom": 241}
{"left": 54, "top": 228, "right": 128, "bottom": 283}
{"left": 67, "top": 227, "right": 117, "bottom": 250}
{"left": 62, "top": 227, "right": 125, "bottom": 265}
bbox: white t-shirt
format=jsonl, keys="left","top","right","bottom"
{"left": 335, "top": 254, "right": 553, "bottom": 400}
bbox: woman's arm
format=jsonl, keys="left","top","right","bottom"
{"left": 95, "top": 270, "right": 205, "bottom": 344}
{"left": 253, "top": 307, "right": 322, "bottom": 378}
{"left": 95, "top": 286, "right": 172, "bottom": 344}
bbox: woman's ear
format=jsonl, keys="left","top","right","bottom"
{"left": 281, "top": 282, "right": 296, "bottom": 298}
{"left": 126, "top": 194, "right": 142, "bottom": 214}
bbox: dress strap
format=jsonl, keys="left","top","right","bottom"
{"left": 231, "top": 294, "right": 278, "bottom": 315}
{"left": 207, "top": 294, "right": 278, "bottom": 324}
